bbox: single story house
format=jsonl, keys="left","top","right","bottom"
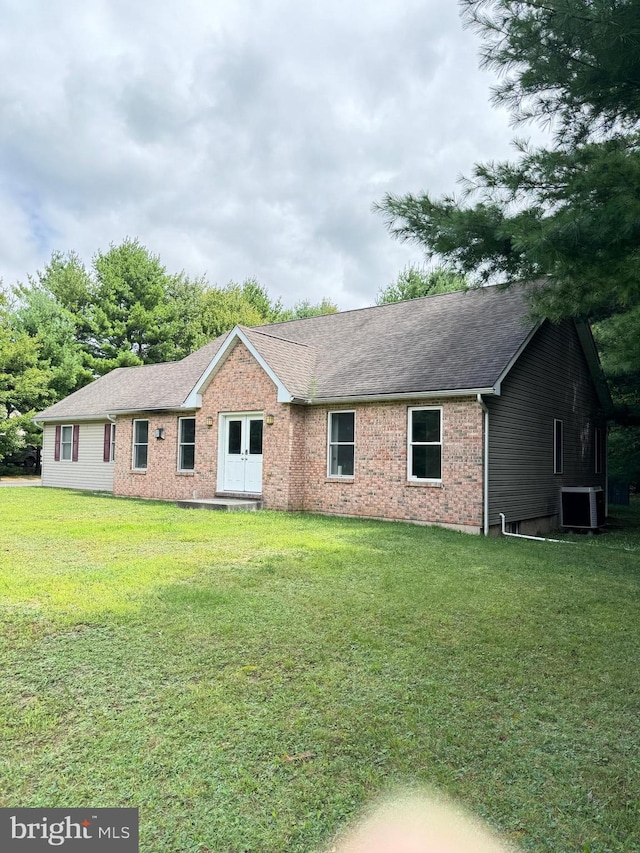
{"left": 34, "top": 285, "right": 611, "bottom": 534}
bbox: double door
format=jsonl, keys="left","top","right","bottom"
{"left": 221, "top": 414, "right": 263, "bottom": 493}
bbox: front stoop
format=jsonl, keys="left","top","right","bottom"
{"left": 176, "top": 497, "right": 263, "bottom": 512}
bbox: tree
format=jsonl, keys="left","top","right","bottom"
{"left": 593, "top": 308, "right": 640, "bottom": 485}
{"left": 376, "top": 265, "right": 466, "bottom": 305}
{"left": 377, "top": 0, "right": 640, "bottom": 432}
{"left": 199, "top": 283, "right": 338, "bottom": 331}
{"left": 13, "top": 241, "right": 342, "bottom": 382}
{"left": 89, "top": 238, "right": 187, "bottom": 370}
{"left": 12, "top": 285, "right": 92, "bottom": 399}
{"left": 200, "top": 282, "right": 272, "bottom": 339}
{"left": 282, "top": 298, "right": 339, "bottom": 319}
{"left": 240, "top": 278, "right": 285, "bottom": 323}
{"left": 0, "top": 294, "right": 53, "bottom": 463}
{"left": 32, "top": 240, "right": 209, "bottom": 373}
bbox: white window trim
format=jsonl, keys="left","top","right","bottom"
{"left": 60, "top": 424, "right": 74, "bottom": 462}
{"left": 407, "top": 406, "right": 443, "bottom": 482}
{"left": 132, "top": 419, "right": 149, "bottom": 470}
{"left": 327, "top": 410, "right": 355, "bottom": 478}
{"left": 109, "top": 423, "right": 116, "bottom": 463}
{"left": 177, "top": 416, "right": 196, "bottom": 472}
{"left": 554, "top": 418, "right": 564, "bottom": 475}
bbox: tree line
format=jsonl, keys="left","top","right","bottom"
{"left": 3, "top": 1, "right": 639, "bottom": 482}
{"left": 0, "top": 239, "right": 338, "bottom": 466}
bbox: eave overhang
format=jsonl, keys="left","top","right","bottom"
{"left": 303, "top": 387, "right": 499, "bottom": 405}
{"left": 33, "top": 406, "right": 197, "bottom": 425}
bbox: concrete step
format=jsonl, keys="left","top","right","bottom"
{"left": 176, "top": 497, "right": 263, "bottom": 512}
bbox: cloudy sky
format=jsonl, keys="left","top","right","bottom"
{"left": 0, "top": 0, "right": 527, "bottom": 310}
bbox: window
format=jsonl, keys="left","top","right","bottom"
{"left": 103, "top": 423, "right": 116, "bottom": 462}
{"left": 55, "top": 424, "right": 79, "bottom": 462}
{"left": 61, "top": 425, "right": 73, "bottom": 461}
{"left": 249, "top": 419, "right": 263, "bottom": 456}
{"left": 178, "top": 417, "right": 196, "bottom": 471}
{"left": 133, "top": 420, "right": 149, "bottom": 469}
{"left": 554, "top": 419, "right": 564, "bottom": 474}
{"left": 328, "top": 411, "right": 355, "bottom": 477}
{"left": 595, "top": 426, "right": 605, "bottom": 474}
{"left": 408, "top": 407, "right": 442, "bottom": 481}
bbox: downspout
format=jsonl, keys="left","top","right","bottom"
{"left": 499, "top": 513, "right": 573, "bottom": 544}
{"left": 477, "top": 394, "right": 489, "bottom": 536}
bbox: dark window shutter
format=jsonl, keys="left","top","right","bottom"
{"left": 54, "top": 425, "right": 61, "bottom": 461}
{"left": 103, "top": 423, "right": 111, "bottom": 462}
{"left": 72, "top": 424, "right": 80, "bottom": 462}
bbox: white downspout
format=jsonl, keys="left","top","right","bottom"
{"left": 477, "top": 394, "right": 489, "bottom": 536}
{"left": 499, "top": 513, "right": 573, "bottom": 544}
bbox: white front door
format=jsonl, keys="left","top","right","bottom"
{"left": 221, "top": 414, "right": 263, "bottom": 494}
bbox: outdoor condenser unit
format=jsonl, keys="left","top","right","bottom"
{"left": 561, "top": 486, "right": 605, "bottom": 530}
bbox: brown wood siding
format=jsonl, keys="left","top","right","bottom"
{"left": 485, "top": 321, "right": 607, "bottom": 527}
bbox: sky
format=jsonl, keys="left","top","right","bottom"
{"left": 0, "top": 0, "right": 528, "bottom": 311}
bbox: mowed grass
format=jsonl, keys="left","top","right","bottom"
{"left": 0, "top": 489, "right": 638, "bottom": 853}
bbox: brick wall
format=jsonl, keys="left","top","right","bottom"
{"left": 301, "top": 399, "right": 484, "bottom": 532}
{"left": 114, "top": 341, "right": 304, "bottom": 509}
{"left": 113, "top": 342, "right": 485, "bottom": 530}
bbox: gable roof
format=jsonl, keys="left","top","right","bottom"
{"left": 36, "top": 285, "right": 605, "bottom": 421}
{"left": 256, "top": 285, "right": 536, "bottom": 400}
{"left": 34, "top": 337, "right": 230, "bottom": 421}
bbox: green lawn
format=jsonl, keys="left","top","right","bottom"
{"left": 1, "top": 489, "right": 638, "bottom": 853}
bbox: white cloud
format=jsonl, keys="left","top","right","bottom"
{"left": 0, "top": 0, "right": 543, "bottom": 308}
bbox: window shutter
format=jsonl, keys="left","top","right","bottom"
{"left": 72, "top": 424, "right": 80, "bottom": 462}
{"left": 103, "top": 423, "right": 112, "bottom": 462}
{"left": 54, "top": 425, "right": 61, "bottom": 461}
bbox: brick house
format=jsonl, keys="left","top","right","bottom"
{"left": 34, "top": 286, "right": 611, "bottom": 534}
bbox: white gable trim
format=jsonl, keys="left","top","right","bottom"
{"left": 183, "top": 326, "right": 294, "bottom": 408}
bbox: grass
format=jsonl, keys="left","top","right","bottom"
{"left": 0, "top": 489, "right": 638, "bottom": 853}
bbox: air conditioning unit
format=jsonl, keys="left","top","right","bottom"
{"left": 561, "top": 487, "right": 605, "bottom": 530}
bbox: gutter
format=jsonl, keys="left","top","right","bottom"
{"left": 34, "top": 406, "right": 194, "bottom": 424}
{"left": 477, "top": 394, "right": 490, "bottom": 537}
{"left": 305, "top": 387, "right": 498, "bottom": 405}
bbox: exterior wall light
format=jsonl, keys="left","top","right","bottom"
{"left": 154, "top": 428, "right": 165, "bottom": 440}
{"left": 265, "top": 414, "right": 275, "bottom": 426}
{"left": 206, "top": 416, "right": 214, "bottom": 428}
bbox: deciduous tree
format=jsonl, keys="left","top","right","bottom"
{"left": 376, "top": 266, "right": 465, "bottom": 305}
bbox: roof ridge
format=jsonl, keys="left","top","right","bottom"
{"left": 240, "top": 325, "right": 314, "bottom": 348}
{"left": 260, "top": 284, "right": 495, "bottom": 329}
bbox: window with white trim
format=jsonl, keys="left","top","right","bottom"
{"left": 60, "top": 425, "right": 73, "bottom": 461}
{"left": 554, "top": 419, "right": 564, "bottom": 474}
{"left": 178, "top": 417, "right": 196, "bottom": 471}
{"left": 408, "top": 407, "right": 442, "bottom": 481}
{"left": 328, "top": 411, "right": 355, "bottom": 477}
{"left": 132, "top": 420, "right": 149, "bottom": 470}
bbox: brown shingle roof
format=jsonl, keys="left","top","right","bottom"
{"left": 256, "top": 285, "right": 535, "bottom": 399}
{"left": 35, "top": 286, "right": 536, "bottom": 420}
{"left": 242, "top": 327, "right": 317, "bottom": 400}
{"left": 35, "top": 337, "right": 229, "bottom": 421}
